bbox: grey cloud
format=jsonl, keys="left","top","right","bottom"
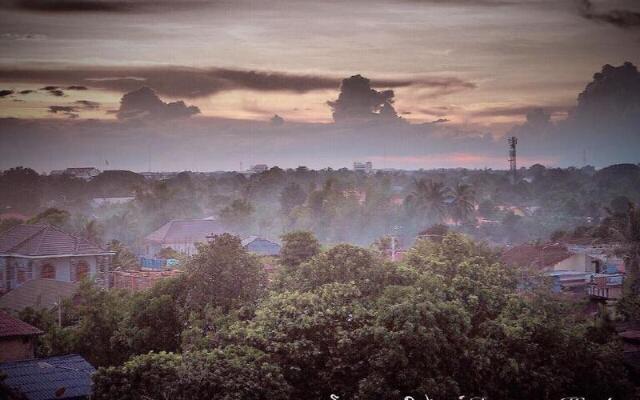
{"left": 5, "top": 0, "right": 211, "bottom": 13}
{"left": 0, "top": 65, "right": 476, "bottom": 99}
{"left": 0, "top": 32, "right": 47, "bottom": 40}
{"left": 116, "top": 86, "right": 200, "bottom": 120}
{"left": 19, "top": 90, "right": 35, "bottom": 95}
{"left": 0, "top": 89, "right": 14, "bottom": 97}
{"left": 67, "top": 85, "right": 88, "bottom": 90}
{"left": 579, "top": 0, "right": 640, "bottom": 29}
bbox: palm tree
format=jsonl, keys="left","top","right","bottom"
{"left": 406, "top": 179, "right": 450, "bottom": 224}
{"left": 449, "top": 183, "right": 476, "bottom": 225}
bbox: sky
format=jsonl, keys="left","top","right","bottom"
{"left": 0, "top": 0, "right": 639, "bottom": 171}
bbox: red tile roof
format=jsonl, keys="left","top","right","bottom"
{"left": 501, "top": 243, "right": 573, "bottom": 270}
{"left": 0, "top": 310, "right": 42, "bottom": 338}
{"left": 0, "top": 224, "right": 111, "bottom": 257}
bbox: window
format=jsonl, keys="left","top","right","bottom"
{"left": 74, "top": 261, "right": 89, "bottom": 282}
{"left": 40, "top": 263, "right": 55, "bottom": 279}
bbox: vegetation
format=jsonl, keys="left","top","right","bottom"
{"left": 17, "top": 232, "right": 635, "bottom": 399}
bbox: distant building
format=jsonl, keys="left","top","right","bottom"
{"left": 51, "top": 167, "right": 100, "bottom": 181}
{"left": 0, "top": 354, "right": 95, "bottom": 399}
{"left": 0, "top": 310, "right": 42, "bottom": 362}
{"left": 90, "top": 196, "right": 135, "bottom": 208}
{"left": 353, "top": 161, "right": 373, "bottom": 174}
{"left": 250, "top": 164, "right": 269, "bottom": 174}
{"left": 242, "top": 236, "right": 281, "bottom": 256}
{"left": 0, "top": 224, "right": 113, "bottom": 293}
{"left": 144, "top": 218, "right": 227, "bottom": 257}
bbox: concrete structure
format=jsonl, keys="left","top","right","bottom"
{"left": 90, "top": 196, "right": 135, "bottom": 208}
{"left": 0, "top": 310, "right": 42, "bottom": 362}
{"left": 0, "top": 224, "right": 113, "bottom": 293}
{"left": 144, "top": 218, "right": 227, "bottom": 257}
{"left": 353, "top": 161, "right": 373, "bottom": 174}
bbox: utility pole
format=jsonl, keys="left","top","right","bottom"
{"left": 508, "top": 136, "right": 517, "bottom": 185}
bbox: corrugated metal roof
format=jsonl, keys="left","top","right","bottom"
{"left": 0, "top": 224, "right": 110, "bottom": 257}
{"left": 0, "top": 354, "right": 95, "bottom": 400}
{"left": 0, "top": 309, "right": 42, "bottom": 338}
{"left": 145, "top": 218, "right": 226, "bottom": 244}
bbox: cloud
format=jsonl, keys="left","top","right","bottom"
{"left": 5, "top": 0, "right": 210, "bottom": 13}
{"left": 328, "top": 74, "right": 400, "bottom": 123}
{"left": 19, "top": 89, "right": 35, "bottom": 95}
{"left": 48, "top": 105, "right": 79, "bottom": 119}
{"left": 74, "top": 100, "right": 100, "bottom": 109}
{"left": 67, "top": 85, "right": 87, "bottom": 90}
{"left": 0, "top": 90, "right": 14, "bottom": 97}
{"left": 578, "top": 0, "right": 640, "bottom": 29}
{"left": 0, "top": 65, "right": 476, "bottom": 99}
{"left": 116, "top": 86, "right": 200, "bottom": 120}
{"left": 0, "top": 32, "right": 47, "bottom": 40}
{"left": 40, "top": 86, "right": 65, "bottom": 96}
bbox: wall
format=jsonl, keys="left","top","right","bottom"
{"left": 0, "top": 336, "right": 35, "bottom": 362}
{"left": 553, "top": 253, "right": 596, "bottom": 273}
{"left": 1, "top": 255, "right": 99, "bottom": 291}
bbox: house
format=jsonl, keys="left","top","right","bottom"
{"left": 51, "top": 167, "right": 101, "bottom": 181}
{"left": 0, "top": 354, "right": 95, "bottom": 400}
{"left": 501, "top": 243, "right": 598, "bottom": 273}
{"left": 0, "top": 310, "right": 42, "bottom": 362}
{"left": 0, "top": 224, "right": 114, "bottom": 293}
{"left": 0, "top": 279, "right": 78, "bottom": 312}
{"left": 249, "top": 164, "right": 269, "bottom": 174}
{"left": 144, "top": 218, "right": 227, "bottom": 257}
{"left": 242, "top": 236, "right": 281, "bottom": 256}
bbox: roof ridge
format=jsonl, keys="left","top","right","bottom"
{"left": 7, "top": 224, "right": 47, "bottom": 253}
{"left": 47, "top": 223, "right": 105, "bottom": 252}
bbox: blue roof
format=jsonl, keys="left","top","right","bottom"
{"left": 0, "top": 354, "right": 95, "bottom": 400}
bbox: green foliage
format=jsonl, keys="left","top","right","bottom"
{"left": 185, "top": 233, "right": 267, "bottom": 313}
{"left": 279, "top": 182, "right": 306, "bottom": 215}
{"left": 219, "top": 199, "right": 254, "bottom": 234}
{"left": 93, "top": 347, "right": 291, "bottom": 400}
{"left": 279, "top": 230, "right": 320, "bottom": 268}
{"left": 108, "top": 240, "right": 139, "bottom": 270}
{"left": 28, "top": 207, "right": 70, "bottom": 227}
{"left": 0, "top": 217, "right": 21, "bottom": 233}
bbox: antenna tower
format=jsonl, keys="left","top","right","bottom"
{"left": 508, "top": 136, "right": 517, "bottom": 184}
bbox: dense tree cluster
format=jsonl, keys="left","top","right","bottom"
{"left": 18, "top": 232, "right": 635, "bottom": 399}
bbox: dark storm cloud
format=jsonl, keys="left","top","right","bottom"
{"left": 0, "top": 89, "right": 14, "bottom": 97}
{"left": 578, "top": 0, "right": 640, "bottom": 29}
{"left": 116, "top": 86, "right": 200, "bottom": 120}
{"left": 0, "top": 65, "right": 476, "bottom": 98}
{"left": 472, "top": 105, "right": 566, "bottom": 118}
{"left": 39, "top": 86, "right": 65, "bottom": 96}
{"left": 67, "top": 85, "right": 87, "bottom": 90}
{"left": 18, "top": 89, "right": 34, "bottom": 95}
{"left": 74, "top": 100, "right": 100, "bottom": 109}
{"left": 328, "top": 74, "right": 400, "bottom": 123}
{"left": 48, "top": 105, "right": 76, "bottom": 113}
{"left": 4, "top": 0, "right": 211, "bottom": 13}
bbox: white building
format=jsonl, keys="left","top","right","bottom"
{"left": 0, "top": 224, "right": 113, "bottom": 293}
{"left": 353, "top": 161, "right": 373, "bottom": 174}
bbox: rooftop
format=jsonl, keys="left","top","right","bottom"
{"left": 0, "top": 354, "right": 95, "bottom": 400}
{"left": 145, "top": 218, "right": 227, "bottom": 244}
{"left": 0, "top": 309, "right": 42, "bottom": 338}
{"left": 0, "top": 279, "right": 79, "bottom": 312}
{"left": 0, "top": 224, "right": 111, "bottom": 258}
{"left": 501, "top": 243, "right": 573, "bottom": 270}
